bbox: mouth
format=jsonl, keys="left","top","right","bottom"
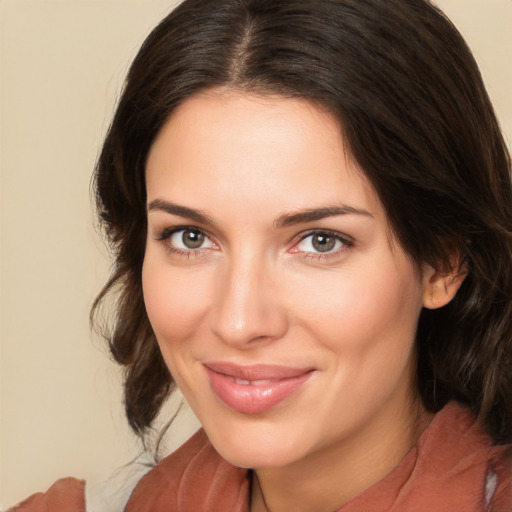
{"left": 203, "top": 362, "right": 316, "bottom": 414}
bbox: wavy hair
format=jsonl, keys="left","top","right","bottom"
{"left": 92, "top": 0, "right": 512, "bottom": 443}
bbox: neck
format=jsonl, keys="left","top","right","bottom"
{"left": 250, "top": 396, "right": 433, "bottom": 512}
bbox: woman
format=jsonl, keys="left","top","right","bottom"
{"left": 11, "top": 0, "right": 512, "bottom": 510}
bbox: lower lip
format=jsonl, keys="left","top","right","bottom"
{"left": 205, "top": 367, "right": 314, "bottom": 414}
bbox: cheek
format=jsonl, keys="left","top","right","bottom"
{"left": 289, "top": 258, "right": 424, "bottom": 357}
{"left": 295, "top": 264, "right": 423, "bottom": 418}
{"left": 142, "top": 257, "right": 211, "bottom": 349}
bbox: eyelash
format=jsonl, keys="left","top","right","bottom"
{"left": 155, "top": 226, "right": 353, "bottom": 261}
{"left": 156, "top": 226, "right": 216, "bottom": 259}
{"left": 292, "top": 230, "right": 353, "bottom": 261}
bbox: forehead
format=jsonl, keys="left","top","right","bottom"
{"left": 145, "top": 90, "right": 384, "bottom": 223}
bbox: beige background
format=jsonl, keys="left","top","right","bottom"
{"left": 0, "top": 0, "right": 511, "bottom": 508}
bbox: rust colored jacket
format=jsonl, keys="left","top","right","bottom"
{"left": 9, "top": 402, "right": 512, "bottom": 511}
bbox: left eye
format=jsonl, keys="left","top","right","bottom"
{"left": 169, "top": 228, "right": 215, "bottom": 250}
{"left": 296, "top": 232, "right": 344, "bottom": 253}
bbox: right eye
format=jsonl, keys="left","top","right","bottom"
{"left": 158, "top": 227, "right": 216, "bottom": 253}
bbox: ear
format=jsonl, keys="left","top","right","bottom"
{"left": 422, "top": 260, "right": 467, "bottom": 310}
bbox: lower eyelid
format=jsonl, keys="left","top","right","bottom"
{"left": 166, "top": 246, "right": 205, "bottom": 258}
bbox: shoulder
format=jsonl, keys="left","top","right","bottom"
{"left": 440, "top": 403, "right": 512, "bottom": 511}
{"left": 412, "top": 402, "right": 512, "bottom": 511}
{"left": 7, "top": 478, "right": 85, "bottom": 512}
{"left": 343, "top": 402, "right": 512, "bottom": 511}
{"left": 488, "top": 445, "right": 512, "bottom": 511}
{"left": 125, "top": 429, "right": 250, "bottom": 512}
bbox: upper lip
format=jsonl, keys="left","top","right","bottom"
{"left": 203, "top": 362, "right": 315, "bottom": 381}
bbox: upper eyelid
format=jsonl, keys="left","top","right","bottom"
{"left": 155, "top": 226, "right": 351, "bottom": 239}
{"left": 156, "top": 225, "right": 211, "bottom": 240}
{"left": 294, "top": 229, "right": 353, "bottom": 244}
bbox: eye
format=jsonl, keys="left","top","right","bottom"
{"left": 158, "top": 227, "right": 216, "bottom": 252}
{"left": 172, "top": 229, "right": 207, "bottom": 249}
{"left": 295, "top": 231, "right": 349, "bottom": 254}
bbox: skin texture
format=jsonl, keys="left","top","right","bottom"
{"left": 142, "top": 90, "right": 463, "bottom": 512}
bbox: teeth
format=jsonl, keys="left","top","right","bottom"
{"left": 234, "top": 378, "right": 274, "bottom": 386}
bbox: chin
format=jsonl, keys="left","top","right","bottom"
{"left": 217, "top": 441, "right": 301, "bottom": 470}
{"left": 202, "top": 418, "right": 308, "bottom": 469}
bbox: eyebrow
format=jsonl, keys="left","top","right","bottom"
{"left": 147, "top": 199, "right": 373, "bottom": 228}
{"left": 147, "top": 199, "right": 215, "bottom": 226}
{"left": 273, "top": 205, "right": 373, "bottom": 228}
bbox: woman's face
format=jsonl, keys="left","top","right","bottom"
{"left": 143, "top": 91, "right": 433, "bottom": 470}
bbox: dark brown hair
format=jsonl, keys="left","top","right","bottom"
{"left": 92, "top": 0, "right": 512, "bottom": 443}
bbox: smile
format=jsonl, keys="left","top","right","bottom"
{"left": 234, "top": 378, "right": 274, "bottom": 386}
{"left": 203, "top": 362, "right": 315, "bottom": 414}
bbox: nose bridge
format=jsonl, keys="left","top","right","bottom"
{"left": 209, "top": 247, "right": 287, "bottom": 347}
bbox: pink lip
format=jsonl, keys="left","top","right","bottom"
{"left": 204, "top": 362, "right": 315, "bottom": 414}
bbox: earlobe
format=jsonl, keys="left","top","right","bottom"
{"left": 422, "top": 263, "right": 467, "bottom": 310}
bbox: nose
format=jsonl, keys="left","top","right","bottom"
{"left": 208, "top": 252, "right": 289, "bottom": 348}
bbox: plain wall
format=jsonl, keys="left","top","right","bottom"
{"left": 0, "top": 0, "right": 511, "bottom": 508}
